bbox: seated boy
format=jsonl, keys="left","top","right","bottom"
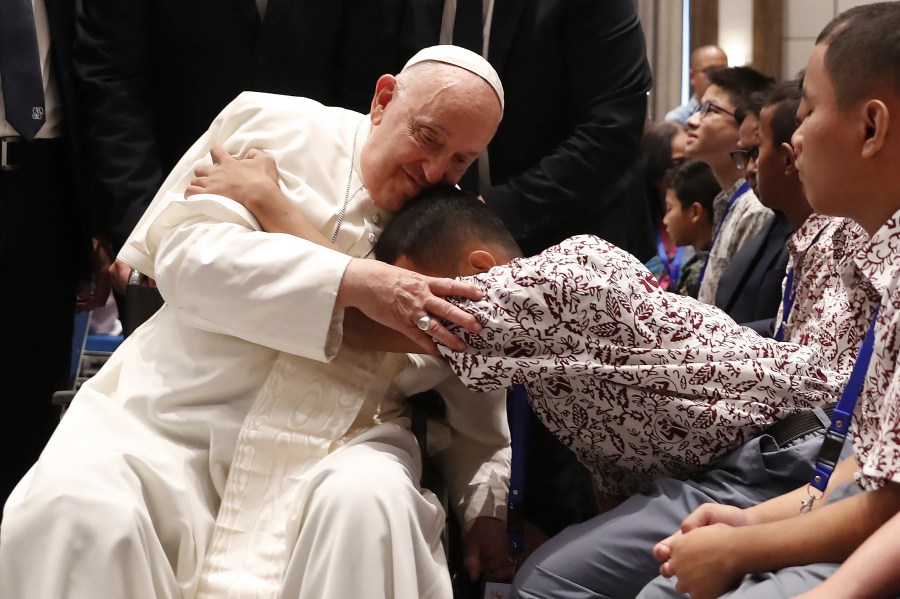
{"left": 662, "top": 159, "right": 718, "bottom": 298}
{"left": 195, "top": 154, "right": 844, "bottom": 501}
{"left": 641, "top": 3, "right": 900, "bottom": 597}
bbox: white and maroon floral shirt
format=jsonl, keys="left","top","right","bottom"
{"left": 439, "top": 235, "right": 844, "bottom": 497}
{"left": 848, "top": 211, "right": 900, "bottom": 489}
{"left": 779, "top": 213, "right": 871, "bottom": 374}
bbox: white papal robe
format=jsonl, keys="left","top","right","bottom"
{"left": 0, "top": 92, "right": 510, "bottom": 599}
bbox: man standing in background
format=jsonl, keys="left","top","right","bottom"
{"left": 406, "top": 0, "right": 655, "bottom": 546}
{"left": 0, "top": 0, "right": 91, "bottom": 515}
{"left": 665, "top": 44, "right": 729, "bottom": 124}
{"left": 72, "top": 0, "right": 409, "bottom": 294}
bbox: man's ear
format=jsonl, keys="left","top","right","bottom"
{"left": 467, "top": 249, "right": 498, "bottom": 274}
{"left": 370, "top": 74, "right": 399, "bottom": 126}
{"left": 782, "top": 142, "right": 799, "bottom": 175}
{"left": 861, "top": 99, "right": 889, "bottom": 159}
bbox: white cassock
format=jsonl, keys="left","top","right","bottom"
{"left": 0, "top": 92, "right": 510, "bottom": 599}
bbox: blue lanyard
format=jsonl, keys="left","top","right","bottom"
{"left": 696, "top": 181, "right": 751, "bottom": 289}
{"left": 774, "top": 225, "right": 828, "bottom": 343}
{"left": 809, "top": 303, "right": 881, "bottom": 494}
{"left": 655, "top": 234, "right": 687, "bottom": 287}
{"left": 507, "top": 384, "right": 529, "bottom": 560}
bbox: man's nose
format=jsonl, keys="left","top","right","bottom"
{"left": 423, "top": 156, "right": 452, "bottom": 184}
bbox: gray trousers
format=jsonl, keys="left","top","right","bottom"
{"left": 511, "top": 420, "right": 841, "bottom": 599}
{"left": 636, "top": 483, "right": 862, "bottom": 598}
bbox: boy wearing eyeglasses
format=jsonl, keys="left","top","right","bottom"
{"left": 511, "top": 66, "right": 872, "bottom": 598}
{"left": 683, "top": 67, "right": 775, "bottom": 307}
{"left": 712, "top": 91, "right": 793, "bottom": 335}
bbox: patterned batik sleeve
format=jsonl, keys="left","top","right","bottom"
{"left": 858, "top": 296, "right": 900, "bottom": 488}
{"left": 434, "top": 235, "right": 663, "bottom": 391}
{"left": 435, "top": 235, "right": 845, "bottom": 496}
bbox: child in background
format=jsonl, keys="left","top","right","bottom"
{"left": 639, "top": 120, "right": 691, "bottom": 290}
{"left": 643, "top": 3, "right": 900, "bottom": 597}
{"left": 663, "top": 160, "right": 719, "bottom": 297}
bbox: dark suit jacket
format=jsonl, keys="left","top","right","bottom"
{"left": 715, "top": 211, "right": 794, "bottom": 337}
{"left": 73, "top": 0, "right": 408, "bottom": 250}
{"left": 407, "top": 0, "right": 655, "bottom": 259}
{"left": 2, "top": 0, "right": 93, "bottom": 512}
{"left": 45, "top": 0, "right": 92, "bottom": 280}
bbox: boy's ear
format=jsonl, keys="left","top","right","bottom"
{"left": 392, "top": 254, "right": 417, "bottom": 272}
{"left": 782, "top": 142, "right": 799, "bottom": 176}
{"left": 467, "top": 249, "right": 498, "bottom": 274}
{"left": 688, "top": 201, "right": 703, "bottom": 224}
{"left": 861, "top": 99, "right": 888, "bottom": 159}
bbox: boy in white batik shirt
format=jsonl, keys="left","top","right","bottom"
{"left": 509, "top": 66, "right": 878, "bottom": 599}
{"left": 640, "top": 3, "right": 900, "bottom": 598}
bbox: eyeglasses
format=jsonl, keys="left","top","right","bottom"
{"left": 730, "top": 146, "right": 760, "bottom": 171}
{"left": 695, "top": 100, "right": 737, "bottom": 121}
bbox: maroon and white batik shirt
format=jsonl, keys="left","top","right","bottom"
{"left": 846, "top": 211, "right": 900, "bottom": 490}
{"left": 438, "top": 235, "right": 845, "bottom": 497}
{"left": 779, "top": 213, "right": 871, "bottom": 374}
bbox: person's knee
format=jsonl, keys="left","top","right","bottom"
{"left": 312, "top": 456, "right": 417, "bottom": 519}
{"left": 5, "top": 487, "right": 146, "bottom": 552}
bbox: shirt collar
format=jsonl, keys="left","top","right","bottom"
{"left": 853, "top": 207, "right": 900, "bottom": 297}
{"left": 787, "top": 212, "right": 833, "bottom": 256}
{"left": 712, "top": 178, "right": 748, "bottom": 217}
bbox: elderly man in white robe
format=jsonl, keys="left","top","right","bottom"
{"left": 0, "top": 47, "right": 510, "bottom": 599}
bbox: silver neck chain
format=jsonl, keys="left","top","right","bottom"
{"left": 330, "top": 117, "right": 372, "bottom": 258}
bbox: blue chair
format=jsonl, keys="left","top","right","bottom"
{"left": 52, "top": 312, "right": 124, "bottom": 418}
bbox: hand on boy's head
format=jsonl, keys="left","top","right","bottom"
{"left": 337, "top": 258, "right": 484, "bottom": 354}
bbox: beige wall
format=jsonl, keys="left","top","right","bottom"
{"left": 782, "top": 0, "right": 883, "bottom": 79}
{"left": 642, "top": 0, "right": 885, "bottom": 120}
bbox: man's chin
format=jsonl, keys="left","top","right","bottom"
{"left": 372, "top": 189, "right": 413, "bottom": 213}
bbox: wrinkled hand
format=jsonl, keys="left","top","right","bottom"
{"left": 185, "top": 146, "right": 279, "bottom": 208}
{"left": 462, "top": 518, "right": 549, "bottom": 583}
{"left": 76, "top": 236, "right": 113, "bottom": 312}
{"left": 462, "top": 517, "right": 510, "bottom": 582}
{"left": 337, "top": 258, "right": 483, "bottom": 354}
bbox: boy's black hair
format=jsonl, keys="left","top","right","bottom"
{"left": 669, "top": 160, "right": 719, "bottom": 224}
{"left": 734, "top": 89, "right": 768, "bottom": 125}
{"left": 817, "top": 1, "right": 900, "bottom": 109}
{"left": 373, "top": 185, "right": 523, "bottom": 272}
{"left": 706, "top": 66, "right": 776, "bottom": 111}
{"left": 762, "top": 78, "right": 803, "bottom": 147}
